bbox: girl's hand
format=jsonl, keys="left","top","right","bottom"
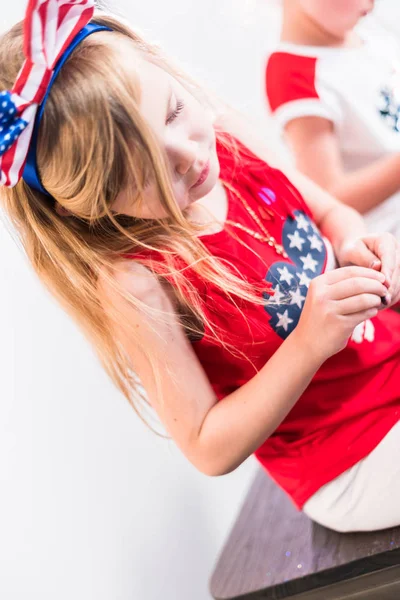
{"left": 294, "top": 266, "right": 388, "bottom": 363}
{"left": 336, "top": 233, "right": 400, "bottom": 306}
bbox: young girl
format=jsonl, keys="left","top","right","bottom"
{"left": 1, "top": 0, "right": 400, "bottom": 534}
{"left": 266, "top": 0, "right": 400, "bottom": 238}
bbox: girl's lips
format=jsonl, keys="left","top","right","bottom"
{"left": 192, "top": 161, "right": 210, "bottom": 188}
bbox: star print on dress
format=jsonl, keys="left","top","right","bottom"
{"left": 264, "top": 210, "right": 327, "bottom": 339}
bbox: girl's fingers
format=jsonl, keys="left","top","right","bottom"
{"left": 365, "top": 233, "right": 397, "bottom": 286}
{"left": 338, "top": 293, "right": 383, "bottom": 316}
{"left": 340, "top": 239, "right": 381, "bottom": 270}
{"left": 330, "top": 277, "right": 388, "bottom": 301}
{"left": 347, "top": 307, "right": 380, "bottom": 325}
{"left": 387, "top": 249, "right": 400, "bottom": 300}
{"left": 324, "top": 266, "right": 386, "bottom": 285}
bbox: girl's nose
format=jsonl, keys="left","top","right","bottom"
{"left": 169, "top": 139, "right": 198, "bottom": 176}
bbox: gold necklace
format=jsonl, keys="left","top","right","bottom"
{"left": 223, "top": 181, "right": 288, "bottom": 259}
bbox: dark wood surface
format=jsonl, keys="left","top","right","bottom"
{"left": 210, "top": 468, "right": 400, "bottom": 600}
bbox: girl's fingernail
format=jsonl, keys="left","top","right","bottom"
{"left": 372, "top": 260, "right": 381, "bottom": 268}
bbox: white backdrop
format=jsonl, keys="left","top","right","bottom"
{"left": 0, "top": 1, "right": 399, "bottom": 599}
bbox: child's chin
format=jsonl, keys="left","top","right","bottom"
{"left": 192, "top": 174, "right": 218, "bottom": 200}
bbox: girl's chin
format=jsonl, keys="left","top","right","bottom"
{"left": 192, "top": 170, "right": 219, "bottom": 200}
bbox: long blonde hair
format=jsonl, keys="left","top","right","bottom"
{"left": 0, "top": 11, "right": 265, "bottom": 418}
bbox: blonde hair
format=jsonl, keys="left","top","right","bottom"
{"left": 0, "top": 11, "right": 266, "bottom": 420}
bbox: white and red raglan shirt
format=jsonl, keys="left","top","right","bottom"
{"left": 265, "top": 19, "right": 400, "bottom": 237}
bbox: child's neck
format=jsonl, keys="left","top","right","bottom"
{"left": 186, "top": 179, "right": 228, "bottom": 235}
{"left": 280, "top": 5, "right": 361, "bottom": 49}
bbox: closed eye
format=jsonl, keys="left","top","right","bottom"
{"left": 166, "top": 100, "right": 184, "bottom": 125}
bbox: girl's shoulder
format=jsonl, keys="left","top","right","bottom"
{"left": 98, "top": 259, "right": 167, "bottom": 314}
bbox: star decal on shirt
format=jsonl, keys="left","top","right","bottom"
{"left": 289, "top": 287, "right": 306, "bottom": 309}
{"left": 288, "top": 230, "right": 306, "bottom": 251}
{"left": 264, "top": 210, "right": 327, "bottom": 339}
{"left": 300, "top": 252, "right": 319, "bottom": 273}
{"left": 351, "top": 319, "right": 375, "bottom": 344}
{"left": 295, "top": 213, "right": 310, "bottom": 232}
{"left": 296, "top": 271, "right": 312, "bottom": 288}
{"left": 271, "top": 284, "right": 286, "bottom": 304}
{"left": 307, "top": 233, "right": 324, "bottom": 252}
{"left": 276, "top": 310, "right": 294, "bottom": 332}
{"left": 277, "top": 265, "right": 294, "bottom": 285}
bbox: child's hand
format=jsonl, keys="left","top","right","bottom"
{"left": 294, "top": 266, "right": 387, "bottom": 363}
{"left": 336, "top": 233, "right": 400, "bottom": 307}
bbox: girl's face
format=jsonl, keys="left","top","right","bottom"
{"left": 299, "top": 0, "right": 375, "bottom": 38}
{"left": 113, "top": 59, "right": 220, "bottom": 219}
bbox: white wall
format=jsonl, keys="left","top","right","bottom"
{"left": 0, "top": 2, "right": 276, "bottom": 600}
{"left": 1, "top": 1, "right": 399, "bottom": 599}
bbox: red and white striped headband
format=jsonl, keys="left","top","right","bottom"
{"left": 0, "top": 0, "right": 109, "bottom": 190}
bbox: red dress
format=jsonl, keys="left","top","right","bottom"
{"left": 137, "top": 134, "right": 400, "bottom": 509}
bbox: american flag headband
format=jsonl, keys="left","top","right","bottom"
{"left": 23, "top": 23, "right": 112, "bottom": 196}
{"left": 0, "top": 0, "right": 112, "bottom": 197}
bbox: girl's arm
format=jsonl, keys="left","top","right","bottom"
{"left": 285, "top": 116, "right": 400, "bottom": 214}
{"left": 100, "top": 260, "right": 386, "bottom": 477}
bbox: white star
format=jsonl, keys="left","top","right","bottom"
{"left": 288, "top": 230, "right": 306, "bottom": 251}
{"left": 351, "top": 322, "right": 364, "bottom": 344}
{"left": 268, "top": 284, "right": 286, "bottom": 305}
{"left": 276, "top": 310, "right": 294, "bottom": 332}
{"left": 364, "top": 319, "right": 375, "bottom": 342}
{"left": 277, "top": 266, "right": 294, "bottom": 285}
{"left": 289, "top": 287, "right": 306, "bottom": 308}
{"left": 297, "top": 271, "right": 311, "bottom": 287}
{"left": 300, "top": 253, "right": 319, "bottom": 273}
{"left": 295, "top": 213, "right": 310, "bottom": 232}
{"left": 307, "top": 234, "right": 324, "bottom": 252}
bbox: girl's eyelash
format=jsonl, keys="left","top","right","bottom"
{"left": 166, "top": 100, "right": 184, "bottom": 125}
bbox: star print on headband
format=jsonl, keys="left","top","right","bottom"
{"left": 0, "top": 91, "right": 29, "bottom": 155}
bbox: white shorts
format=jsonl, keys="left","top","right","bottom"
{"left": 303, "top": 420, "right": 400, "bottom": 533}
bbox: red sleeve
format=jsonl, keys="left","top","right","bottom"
{"left": 266, "top": 52, "right": 319, "bottom": 112}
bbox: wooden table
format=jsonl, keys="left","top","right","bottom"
{"left": 210, "top": 468, "right": 400, "bottom": 599}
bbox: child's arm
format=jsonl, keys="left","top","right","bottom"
{"left": 100, "top": 261, "right": 387, "bottom": 477}
{"left": 285, "top": 116, "right": 400, "bottom": 213}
